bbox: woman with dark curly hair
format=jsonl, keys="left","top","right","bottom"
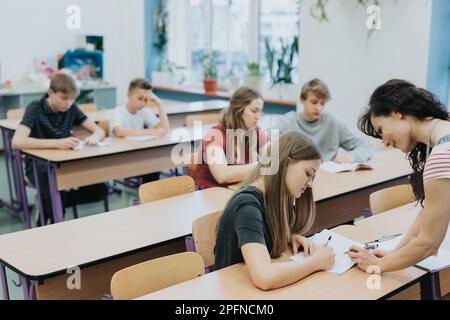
{"left": 348, "top": 79, "right": 450, "bottom": 273}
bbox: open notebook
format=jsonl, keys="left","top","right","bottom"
{"left": 289, "top": 229, "right": 361, "bottom": 275}
{"left": 376, "top": 235, "right": 450, "bottom": 273}
{"left": 320, "top": 161, "right": 372, "bottom": 174}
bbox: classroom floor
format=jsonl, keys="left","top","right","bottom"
{"left": 0, "top": 153, "right": 159, "bottom": 299}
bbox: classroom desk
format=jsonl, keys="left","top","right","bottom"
{"left": 137, "top": 224, "right": 426, "bottom": 300}
{"left": 20, "top": 124, "right": 212, "bottom": 224}
{"left": 229, "top": 148, "right": 412, "bottom": 235}
{"left": 0, "top": 187, "right": 234, "bottom": 300}
{"left": 0, "top": 110, "right": 118, "bottom": 228}
{"left": 0, "top": 99, "right": 226, "bottom": 224}
{"left": 354, "top": 203, "right": 450, "bottom": 299}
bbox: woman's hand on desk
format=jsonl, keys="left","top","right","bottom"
{"left": 290, "top": 234, "right": 315, "bottom": 256}
{"left": 348, "top": 245, "right": 386, "bottom": 273}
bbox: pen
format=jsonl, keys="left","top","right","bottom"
{"left": 325, "top": 236, "right": 332, "bottom": 247}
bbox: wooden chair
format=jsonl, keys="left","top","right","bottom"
{"left": 191, "top": 210, "right": 222, "bottom": 270}
{"left": 6, "top": 108, "right": 25, "bottom": 120}
{"left": 138, "top": 175, "right": 195, "bottom": 203}
{"left": 185, "top": 113, "right": 220, "bottom": 127}
{"left": 110, "top": 252, "right": 205, "bottom": 300}
{"left": 78, "top": 103, "right": 97, "bottom": 112}
{"left": 369, "top": 184, "right": 415, "bottom": 215}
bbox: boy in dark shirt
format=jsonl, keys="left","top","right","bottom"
{"left": 12, "top": 73, "right": 106, "bottom": 226}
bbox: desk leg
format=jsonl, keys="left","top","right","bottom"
{"left": 13, "top": 150, "right": 31, "bottom": 229}
{"left": 32, "top": 158, "right": 45, "bottom": 226}
{"left": 0, "top": 129, "right": 22, "bottom": 213}
{"left": 0, "top": 264, "right": 10, "bottom": 300}
{"left": 421, "top": 272, "right": 441, "bottom": 300}
{"left": 19, "top": 276, "right": 36, "bottom": 300}
{"left": 46, "top": 162, "right": 64, "bottom": 223}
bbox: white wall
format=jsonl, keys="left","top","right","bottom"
{"left": 299, "top": 0, "right": 433, "bottom": 133}
{"left": 0, "top": 0, "right": 145, "bottom": 104}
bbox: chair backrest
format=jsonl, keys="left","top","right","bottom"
{"left": 192, "top": 210, "right": 222, "bottom": 268}
{"left": 98, "top": 120, "right": 110, "bottom": 137}
{"left": 138, "top": 175, "right": 195, "bottom": 203}
{"left": 185, "top": 112, "right": 220, "bottom": 127}
{"left": 369, "top": 184, "right": 415, "bottom": 215}
{"left": 6, "top": 108, "right": 25, "bottom": 120}
{"left": 78, "top": 103, "right": 98, "bottom": 112}
{"left": 110, "top": 252, "right": 205, "bottom": 300}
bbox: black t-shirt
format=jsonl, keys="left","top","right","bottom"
{"left": 21, "top": 95, "right": 87, "bottom": 174}
{"left": 21, "top": 94, "right": 87, "bottom": 139}
{"left": 215, "top": 186, "right": 273, "bottom": 270}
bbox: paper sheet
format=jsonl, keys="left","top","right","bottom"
{"left": 124, "top": 135, "right": 157, "bottom": 141}
{"left": 290, "top": 229, "right": 361, "bottom": 275}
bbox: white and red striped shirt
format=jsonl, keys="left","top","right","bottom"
{"left": 424, "top": 141, "right": 450, "bottom": 182}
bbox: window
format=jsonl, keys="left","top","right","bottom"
{"left": 166, "top": 0, "right": 300, "bottom": 86}
{"left": 260, "top": 0, "right": 300, "bottom": 83}
{"left": 211, "top": 0, "right": 251, "bottom": 79}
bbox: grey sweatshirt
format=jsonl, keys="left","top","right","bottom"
{"left": 275, "top": 111, "right": 373, "bottom": 162}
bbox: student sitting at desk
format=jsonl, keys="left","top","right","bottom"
{"left": 215, "top": 131, "right": 335, "bottom": 290}
{"left": 350, "top": 79, "right": 450, "bottom": 273}
{"left": 111, "top": 78, "right": 170, "bottom": 183}
{"left": 274, "top": 78, "right": 373, "bottom": 163}
{"left": 195, "top": 86, "right": 268, "bottom": 189}
{"left": 12, "top": 73, "right": 106, "bottom": 226}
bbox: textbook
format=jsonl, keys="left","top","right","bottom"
{"left": 320, "top": 161, "right": 372, "bottom": 174}
{"left": 125, "top": 135, "right": 157, "bottom": 141}
{"left": 289, "top": 229, "right": 361, "bottom": 275}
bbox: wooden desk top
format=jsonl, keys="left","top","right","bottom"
{"left": 355, "top": 203, "right": 450, "bottom": 251}
{"left": 0, "top": 187, "right": 233, "bottom": 280}
{"left": 137, "top": 224, "right": 425, "bottom": 300}
{"left": 313, "top": 149, "right": 411, "bottom": 201}
{"left": 229, "top": 149, "right": 412, "bottom": 201}
{"left": 20, "top": 124, "right": 211, "bottom": 163}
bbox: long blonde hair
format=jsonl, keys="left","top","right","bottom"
{"left": 221, "top": 86, "right": 262, "bottom": 129}
{"left": 242, "top": 131, "right": 321, "bottom": 258}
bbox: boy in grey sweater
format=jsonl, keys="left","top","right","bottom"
{"left": 275, "top": 79, "right": 373, "bottom": 163}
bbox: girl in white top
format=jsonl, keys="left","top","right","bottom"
{"left": 111, "top": 78, "right": 169, "bottom": 137}
{"left": 111, "top": 78, "right": 170, "bottom": 183}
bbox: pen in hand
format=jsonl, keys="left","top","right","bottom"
{"left": 325, "top": 236, "right": 332, "bottom": 247}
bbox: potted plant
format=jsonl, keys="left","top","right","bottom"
{"left": 244, "top": 62, "right": 265, "bottom": 92}
{"left": 202, "top": 52, "right": 219, "bottom": 94}
{"left": 265, "top": 36, "right": 299, "bottom": 100}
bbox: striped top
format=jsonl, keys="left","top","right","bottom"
{"left": 423, "top": 141, "right": 450, "bottom": 182}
